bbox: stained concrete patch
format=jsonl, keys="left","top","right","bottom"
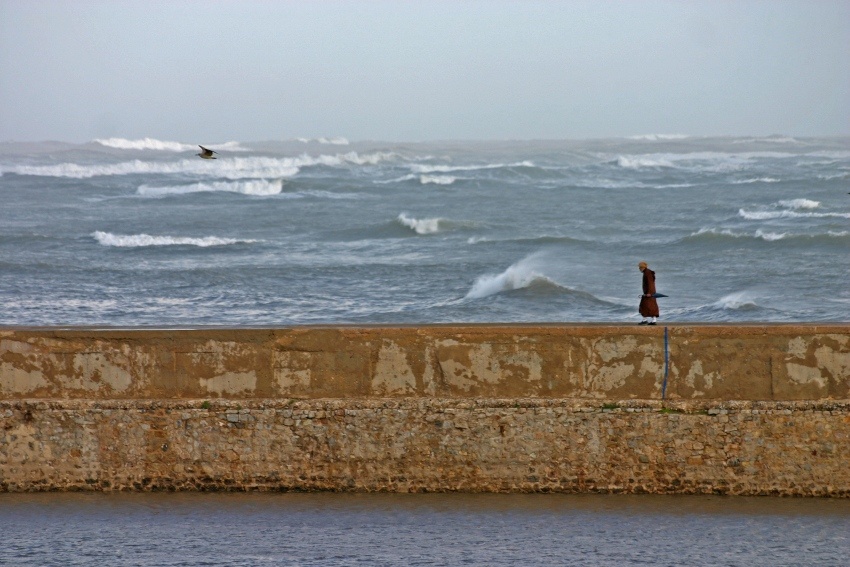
{"left": 199, "top": 372, "right": 257, "bottom": 396}
{"left": 372, "top": 340, "right": 417, "bottom": 396}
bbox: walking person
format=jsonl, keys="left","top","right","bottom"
{"left": 638, "top": 261, "right": 659, "bottom": 325}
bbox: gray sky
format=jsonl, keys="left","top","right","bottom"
{"left": 1, "top": 0, "right": 848, "bottom": 142}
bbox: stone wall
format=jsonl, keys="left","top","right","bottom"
{"left": 1, "top": 326, "right": 849, "bottom": 495}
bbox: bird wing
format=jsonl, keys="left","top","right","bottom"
{"left": 198, "top": 145, "right": 216, "bottom": 155}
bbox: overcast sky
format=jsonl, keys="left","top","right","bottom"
{"left": 1, "top": 1, "right": 848, "bottom": 143}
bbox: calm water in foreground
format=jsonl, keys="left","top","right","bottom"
{"left": 1, "top": 493, "right": 848, "bottom": 566}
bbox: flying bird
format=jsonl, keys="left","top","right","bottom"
{"left": 197, "top": 145, "right": 217, "bottom": 159}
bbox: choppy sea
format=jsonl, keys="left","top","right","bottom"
{"left": 1, "top": 135, "right": 848, "bottom": 326}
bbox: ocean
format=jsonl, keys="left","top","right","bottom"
{"left": 2, "top": 493, "right": 849, "bottom": 567}
{"left": 1, "top": 135, "right": 848, "bottom": 326}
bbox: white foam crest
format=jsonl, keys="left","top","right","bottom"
{"left": 616, "top": 156, "right": 675, "bottom": 169}
{"left": 92, "top": 231, "right": 258, "bottom": 247}
{"left": 754, "top": 229, "right": 787, "bottom": 241}
{"left": 615, "top": 151, "right": 795, "bottom": 172}
{"left": 374, "top": 174, "right": 418, "bottom": 184}
{"left": 690, "top": 228, "right": 742, "bottom": 238}
{"left": 11, "top": 151, "right": 394, "bottom": 179}
{"left": 627, "top": 134, "right": 690, "bottom": 141}
{"left": 712, "top": 291, "right": 759, "bottom": 310}
{"left": 397, "top": 213, "right": 442, "bottom": 234}
{"left": 732, "top": 177, "right": 780, "bottom": 184}
{"left": 411, "top": 160, "right": 534, "bottom": 174}
{"left": 93, "top": 137, "right": 195, "bottom": 151}
{"left": 738, "top": 209, "right": 850, "bottom": 220}
{"left": 138, "top": 179, "right": 283, "bottom": 197}
{"left": 465, "top": 256, "right": 558, "bottom": 299}
{"left": 297, "top": 137, "right": 350, "bottom": 145}
{"left": 420, "top": 174, "right": 456, "bottom": 185}
{"left": 777, "top": 199, "right": 819, "bottom": 210}
{"left": 732, "top": 136, "right": 799, "bottom": 144}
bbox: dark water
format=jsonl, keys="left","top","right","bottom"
{"left": 1, "top": 493, "right": 848, "bottom": 566}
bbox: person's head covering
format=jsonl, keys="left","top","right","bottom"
{"left": 638, "top": 261, "right": 648, "bottom": 270}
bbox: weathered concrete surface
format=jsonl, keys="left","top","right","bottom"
{"left": 1, "top": 325, "right": 848, "bottom": 401}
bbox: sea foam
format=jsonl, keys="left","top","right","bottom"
{"left": 297, "top": 137, "right": 350, "bottom": 145}
{"left": 465, "top": 256, "right": 564, "bottom": 299}
{"left": 92, "top": 231, "right": 258, "bottom": 247}
{"left": 11, "top": 152, "right": 395, "bottom": 179}
{"left": 711, "top": 291, "right": 759, "bottom": 311}
{"left": 420, "top": 175, "right": 456, "bottom": 185}
{"left": 738, "top": 209, "right": 850, "bottom": 220}
{"left": 397, "top": 213, "right": 442, "bottom": 234}
{"left": 93, "top": 138, "right": 195, "bottom": 151}
{"left": 777, "top": 199, "right": 820, "bottom": 210}
{"left": 138, "top": 179, "right": 283, "bottom": 197}
{"left": 92, "top": 138, "right": 247, "bottom": 152}
{"left": 411, "top": 161, "right": 534, "bottom": 174}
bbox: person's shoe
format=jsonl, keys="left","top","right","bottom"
{"left": 648, "top": 322, "right": 657, "bottom": 325}
{"left": 639, "top": 321, "right": 648, "bottom": 325}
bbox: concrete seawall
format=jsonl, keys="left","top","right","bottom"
{"left": 2, "top": 325, "right": 849, "bottom": 494}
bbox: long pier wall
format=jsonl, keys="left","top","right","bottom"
{"left": 1, "top": 325, "right": 849, "bottom": 495}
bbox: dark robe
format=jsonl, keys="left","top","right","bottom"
{"left": 639, "top": 268, "right": 660, "bottom": 318}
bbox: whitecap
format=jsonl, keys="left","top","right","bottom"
{"left": 465, "top": 255, "right": 562, "bottom": 299}
{"left": 754, "top": 229, "right": 787, "bottom": 241}
{"left": 420, "top": 175, "right": 456, "bottom": 185}
{"left": 411, "top": 160, "right": 534, "bottom": 174}
{"left": 627, "top": 134, "right": 690, "bottom": 141}
{"left": 732, "top": 136, "right": 799, "bottom": 144}
{"left": 616, "top": 156, "right": 675, "bottom": 169}
{"left": 92, "top": 138, "right": 248, "bottom": 152}
{"left": 688, "top": 228, "right": 742, "bottom": 239}
{"left": 732, "top": 177, "right": 780, "bottom": 184}
{"left": 397, "top": 213, "right": 442, "bottom": 234}
{"left": 738, "top": 209, "right": 850, "bottom": 220}
{"left": 92, "top": 231, "right": 258, "bottom": 247}
{"left": 777, "top": 199, "right": 819, "bottom": 210}
{"left": 93, "top": 137, "right": 195, "bottom": 151}
{"left": 138, "top": 179, "right": 283, "bottom": 196}
{"left": 297, "top": 137, "right": 350, "bottom": 145}
{"left": 711, "top": 291, "right": 759, "bottom": 310}
{"left": 11, "top": 151, "right": 394, "bottom": 179}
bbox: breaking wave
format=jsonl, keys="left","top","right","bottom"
{"left": 138, "top": 179, "right": 282, "bottom": 196}
{"left": 615, "top": 151, "right": 796, "bottom": 172}
{"left": 92, "top": 138, "right": 247, "bottom": 152}
{"left": 732, "top": 177, "right": 780, "bottom": 184}
{"left": 627, "top": 134, "right": 690, "bottom": 141}
{"left": 397, "top": 213, "right": 443, "bottom": 235}
{"left": 297, "top": 137, "right": 350, "bottom": 145}
{"left": 92, "top": 231, "right": 258, "bottom": 248}
{"left": 464, "top": 255, "right": 589, "bottom": 300}
{"left": 420, "top": 175, "right": 456, "bottom": 185}
{"left": 616, "top": 156, "right": 675, "bottom": 169}
{"left": 777, "top": 199, "right": 820, "bottom": 210}
{"left": 411, "top": 161, "right": 534, "bottom": 174}
{"left": 738, "top": 209, "right": 850, "bottom": 220}
{"left": 712, "top": 291, "right": 760, "bottom": 311}
{"left": 93, "top": 138, "right": 194, "bottom": 151}
{"left": 683, "top": 228, "right": 849, "bottom": 243}
{"left": 10, "top": 152, "right": 396, "bottom": 179}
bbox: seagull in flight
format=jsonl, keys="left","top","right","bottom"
{"left": 197, "top": 145, "right": 217, "bottom": 159}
